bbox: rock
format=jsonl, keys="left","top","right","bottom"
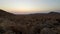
{"left": 40, "top": 28, "right": 57, "bottom": 34}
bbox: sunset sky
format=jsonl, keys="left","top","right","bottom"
{"left": 0, "top": 0, "right": 60, "bottom": 14}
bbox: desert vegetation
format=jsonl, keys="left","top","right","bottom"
{"left": 0, "top": 9, "right": 60, "bottom": 34}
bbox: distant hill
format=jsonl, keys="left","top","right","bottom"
{"left": 0, "top": 9, "right": 60, "bottom": 15}
{"left": 49, "top": 11, "right": 60, "bottom": 14}
{"left": 28, "top": 12, "right": 60, "bottom": 15}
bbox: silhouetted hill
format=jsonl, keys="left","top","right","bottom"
{"left": 0, "top": 9, "right": 16, "bottom": 19}
{"left": 28, "top": 11, "right": 60, "bottom": 15}
{"left": 49, "top": 11, "right": 60, "bottom": 14}
{"left": 0, "top": 9, "right": 16, "bottom": 21}
{"left": 0, "top": 9, "right": 15, "bottom": 16}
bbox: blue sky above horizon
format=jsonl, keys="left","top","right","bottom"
{"left": 0, "top": 0, "right": 60, "bottom": 14}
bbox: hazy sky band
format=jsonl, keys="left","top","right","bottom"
{"left": 0, "top": 0, "right": 60, "bottom": 14}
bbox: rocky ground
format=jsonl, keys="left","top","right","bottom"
{"left": 0, "top": 9, "right": 60, "bottom": 34}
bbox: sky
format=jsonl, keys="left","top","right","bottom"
{"left": 0, "top": 0, "right": 60, "bottom": 14}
